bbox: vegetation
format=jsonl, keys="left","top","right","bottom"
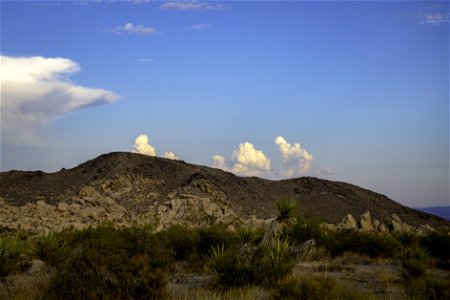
{"left": 1, "top": 199, "right": 449, "bottom": 299}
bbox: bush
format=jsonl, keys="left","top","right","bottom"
{"left": 32, "top": 230, "right": 68, "bottom": 272}
{"left": 324, "top": 230, "right": 400, "bottom": 258}
{"left": 157, "top": 224, "right": 199, "bottom": 262}
{"left": 44, "top": 225, "right": 170, "bottom": 299}
{"left": 276, "top": 199, "right": 297, "bottom": 223}
{"left": 284, "top": 214, "right": 325, "bottom": 246}
{"left": 196, "top": 224, "right": 238, "bottom": 257}
{"left": 0, "top": 236, "right": 30, "bottom": 281}
{"left": 271, "top": 275, "right": 374, "bottom": 300}
{"left": 402, "top": 259, "right": 427, "bottom": 279}
{"left": 420, "top": 231, "right": 450, "bottom": 263}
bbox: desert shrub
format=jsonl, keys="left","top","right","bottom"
{"left": 395, "top": 231, "right": 418, "bottom": 260}
{"left": 32, "top": 230, "right": 69, "bottom": 272}
{"left": 196, "top": 224, "right": 238, "bottom": 257}
{"left": 237, "top": 226, "right": 262, "bottom": 245}
{"left": 402, "top": 259, "right": 427, "bottom": 279}
{"left": 426, "top": 277, "right": 450, "bottom": 300}
{"left": 284, "top": 214, "right": 325, "bottom": 246}
{"left": 324, "top": 229, "right": 399, "bottom": 258}
{"left": 420, "top": 231, "right": 450, "bottom": 268}
{"left": 276, "top": 198, "right": 297, "bottom": 223}
{"left": 271, "top": 275, "right": 374, "bottom": 300}
{"left": 44, "top": 224, "right": 170, "bottom": 299}
{"left": 262, "top": 238, "right": 297, "bottom": 285}
{"left": 157, "top": 224, "right": 200, "bottom": 262}
{"left": 0, "top": 236, "right": 31, "bottom": 281}
{"left": 204, "top": 244, "right": 260, "bottom": 288}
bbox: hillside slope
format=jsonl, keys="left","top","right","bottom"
{"left": 0, "top": 152, "right": 447, "bottom": 230}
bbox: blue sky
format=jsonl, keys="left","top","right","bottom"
{"left": 1, "top": 1, "right": 448, "bottom": 207}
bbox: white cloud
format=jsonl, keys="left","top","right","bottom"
{"left": 421, "top": 13, "right": 449, "bottom": 25}
{"left": 183, "top": 24, "right": 210, "bottom": 31}
{"left": 110, "top": 22, "right": 161, "bottom": 35}
{"left": 133, "top": 134, "right": 156, "bottom": 156}
{"left": 212, "top": 154, "right": 227, "bottom": 170}
{"left": 163, "top": 151, "right": 179, "bottom": 160}
{"left": 0, "top": 55, "right": 119, "bottom": 145}
{"left": 212, "top": 142, "right": 271, "bottom": 177}
{"left": 275, "top": 136, "right": 313, "bottom": 177}
{"left": 161, "top": 1, "right": 224, "bottom": 11}
{"left": 317, "top": 167, "right": 336, "bottom": 176}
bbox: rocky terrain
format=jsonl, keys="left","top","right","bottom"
{"left": 1, "top": 152, "right": 448, "bottom": 233}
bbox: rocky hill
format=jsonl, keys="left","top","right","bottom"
{"left": 0, "top": 152, "right": 448, "bottom": 232}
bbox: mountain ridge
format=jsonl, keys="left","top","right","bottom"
{"left": 1, "top": 152, "right": 448, "bottom": 230}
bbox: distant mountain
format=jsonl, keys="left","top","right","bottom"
{"left": 415, "top": 206, "right": 450, "bottom": 221}
{"left": 0, "top": 152, "right": 448, "bottom": 231}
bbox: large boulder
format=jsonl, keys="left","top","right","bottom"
{"left": 359, "top": 211, "right": 373, "bottom": 231}
{"left": 341, "top": 214, "right": 358, "bottom": 229}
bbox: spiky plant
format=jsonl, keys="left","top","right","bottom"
{"left": 263, "top": 237, "right": 297, "bottom": 285}
{"left": 32, "top": 230, "right": 68, "bottom": 271}
{"left": 276, "top": 199, "right": 297, "bottom": 223}
{"left": 0, "top": 237, "right": 27, "bottom": 281}
{"left": 237, "top": 227, "right": 258, "bottom": 245}
{"left": 397, "top": 231, "right": 417, "bottom": 260}
{"left": 203, "top": 244, "right": 228, "bottom": 273}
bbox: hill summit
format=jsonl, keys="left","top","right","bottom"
{"left": 0, "top": 152, "right": 447, "bottom": 232}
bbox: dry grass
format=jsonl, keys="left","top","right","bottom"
{"left": 172, "top": 285, "right": 267, "bottom": 300}
{"left": 0, "top": 273, "right": 50, "bottom": 300}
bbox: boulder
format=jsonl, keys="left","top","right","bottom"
{"left": 359, "top": 211, "right": 373, "bottom": 231}
{"left": 57, "top": 202, "right": 70, "bottom": 212}
{"left": 341, "top": 214, "right": 358, "bottom": 229}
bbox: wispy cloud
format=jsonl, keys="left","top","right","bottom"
{"left": 109, "top": 22, "right": 161, "bottom": 35}
{"left": 161, "top": 1, "right": 225, "bottom": 11}
{"left": 421, "top": 13, "right": 449, "bottom": 26}
{"left": 183, "top": 23, "right": 210, "bottom": 31}
{"left": 134, "top": 58, "right": 154, "bottom": 63}
{"left": 1, "top": 55, "right": 119, "bottom": 145}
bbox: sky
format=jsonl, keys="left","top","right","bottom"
{"left": 1, "top": 0, "right": 448, "bottom": 208}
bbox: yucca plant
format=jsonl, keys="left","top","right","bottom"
{"left": 0, "top": 236, "right": 27, "bottom": 281}
{"left": 237, "top": 226, "right": 259, "bottom": 245}
{"left": 32, "top": 230, "right": 68, "bottom": 271}
{"left": 276, "top": 199, "right": 297, "bottom": 223}
{"left": 263, "top": 237, "right": 297, "bottom": 285}
{"left": 203, "top": 244, "right": 228, "bottom": 272}
{"left": 397, "top": 231, "right": 417, "bottom": 260}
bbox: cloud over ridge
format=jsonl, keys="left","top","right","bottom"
{"left": 0, "top": 55, "right": 119, "bottom": 144}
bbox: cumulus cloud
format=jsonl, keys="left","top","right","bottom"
{"left": 212, "top": 142, "right": 271, "bottom": 177}
{"left": 275, "top": 136, "right": 313, "bottom": 177}
{"left": 133, "top": 134, "right": 156, "bottom": 156}
{"left": 109, "top": 22, "right": 161, "bottom": 35}
{"left": 161, "top": 1, "right": 224, "bottom": 11}
{"left": 0, "top": 55, "right": 119, "bottom": 145}
{"left": 132, "top": 134, "right": 179, "bottom": 159}
{"left": 163, "top": 151, "right": 179, "bottom": 160}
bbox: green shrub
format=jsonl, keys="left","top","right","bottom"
{"left": 324, "top": 230, "right": 399, "bottom": 258}
{"left": 271, "top": 275, "right": 374, "bottom": 300}
{"left": 196, "top": 224, "right": 238, "bottom": 257}
{"left": 203, "top": 244, "right": 260, "bottom": 288}
{"left": 420, "top": 231, "right": 450, "bottom": 267}
{"left": 0, "top": 236, "right": 30, "bottom": 281}
{"left": 158, "top": 224, "right": 199, "bottom": 262}
{"left": 276, "top": 199, "right": 297, "bottom": 223}
{"left": 32, "top": 230, "right": 68, "bottom": 271}
{"left": 402, "top": 259, "right": 427, "bottom": 279}
{"left": 44, "top": 225, "right": 170, "bottom": 299}
{"left": 426, "top": 277, "right": 450, "bottom": 300}
{"left": 284, "top": 214, "right": 325, "bottom": 246}
{"left": 262, "top": 238, "right": 297, "bottom": 285}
